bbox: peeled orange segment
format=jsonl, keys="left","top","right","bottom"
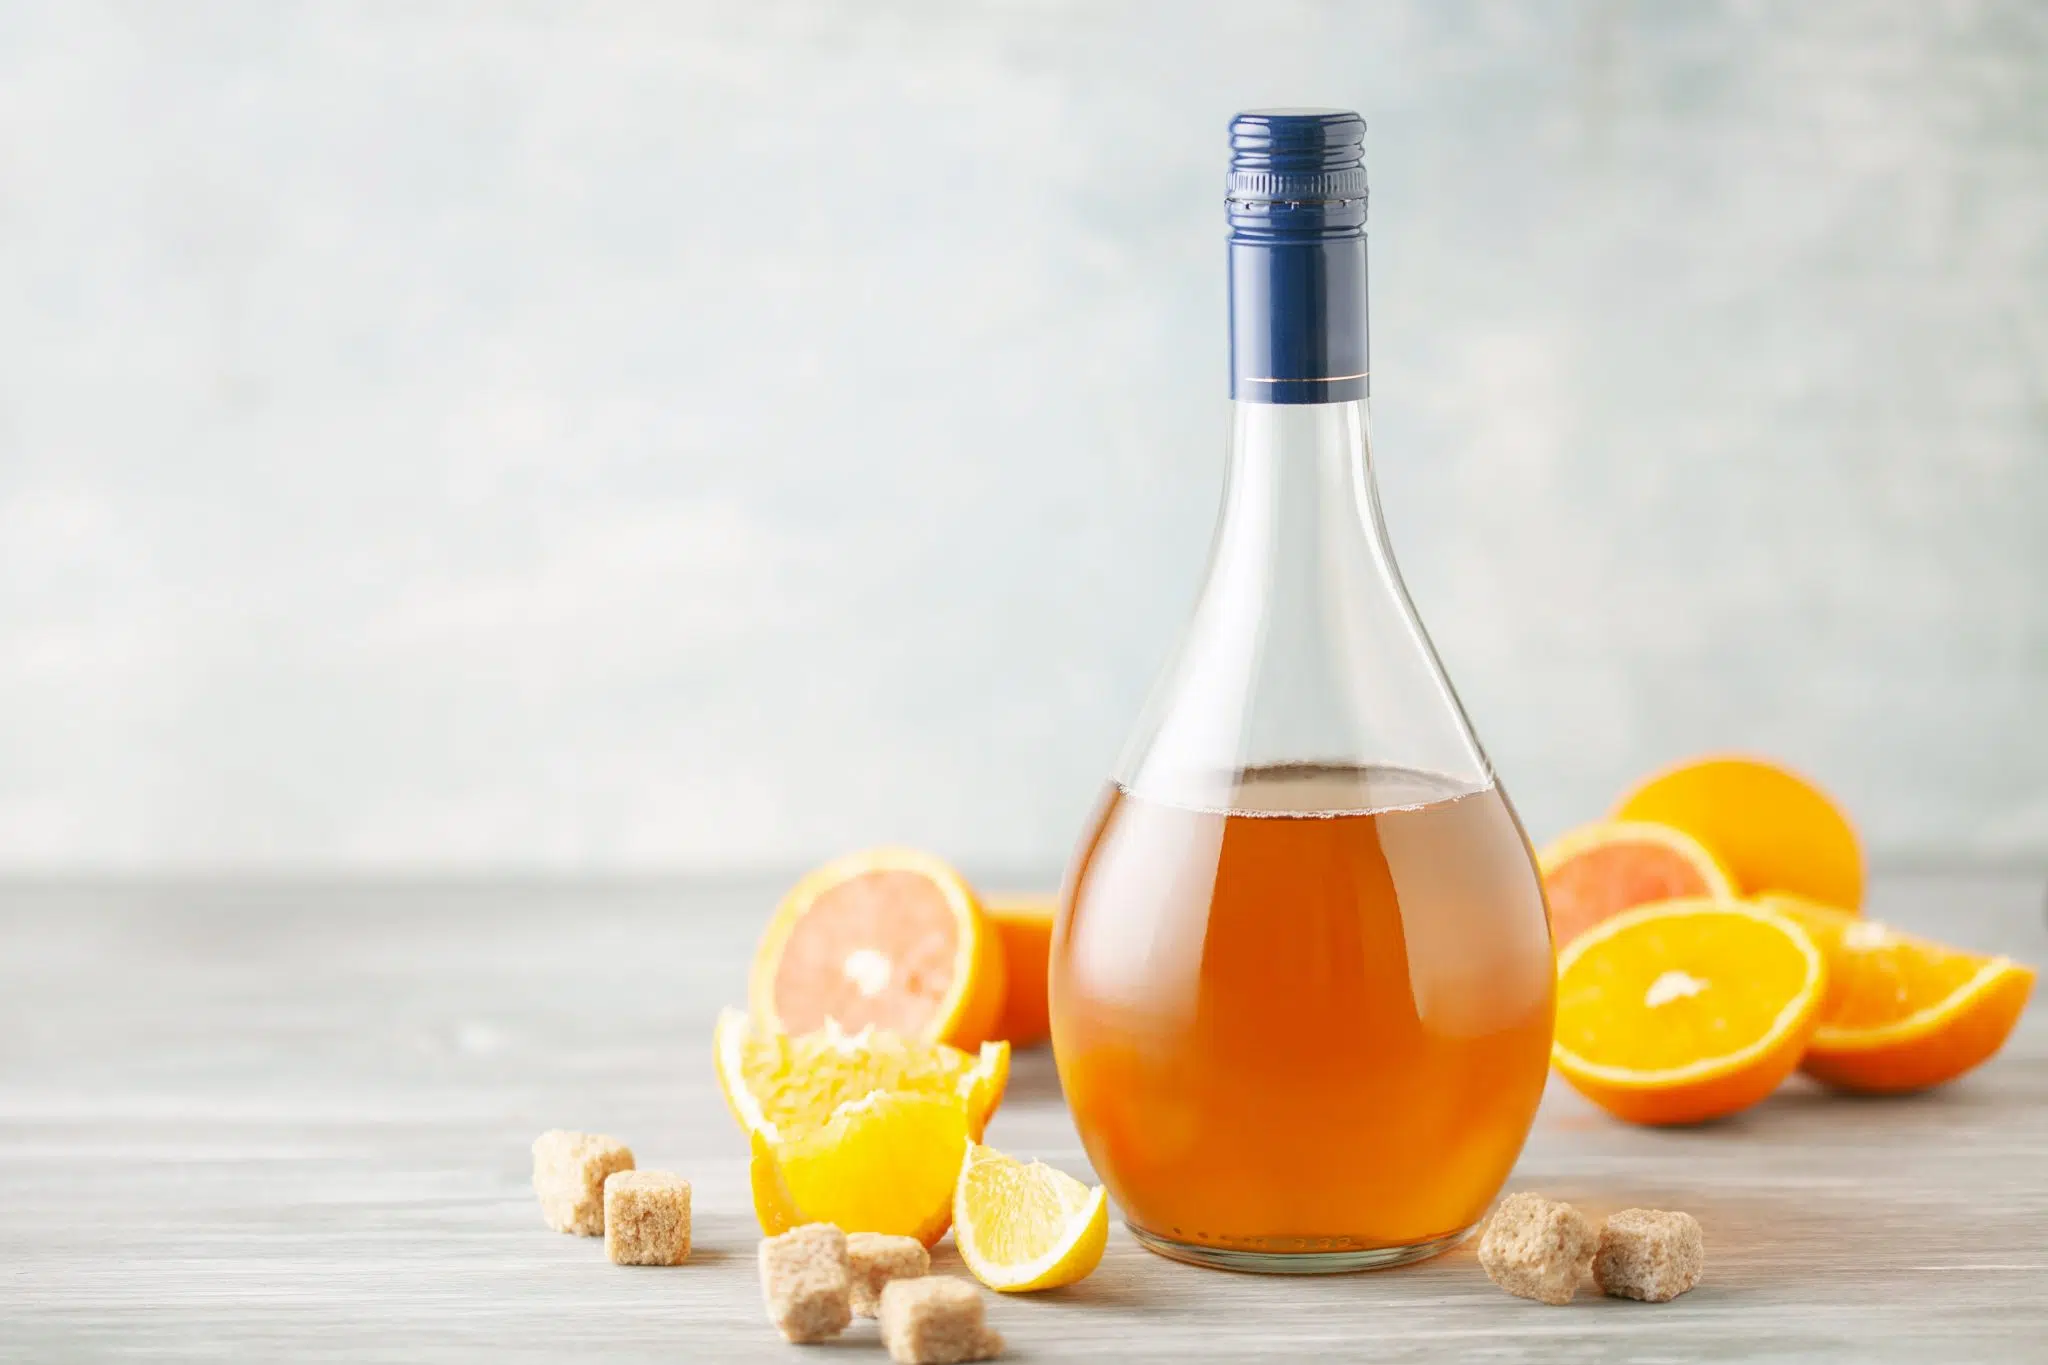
{"left": 1755, "top": 897, "right": 2037, "bottom": 1095}
{"left": 1538, "top": 821, "right": 1736, "bottom": 947}
{"left": 1552, "top": 897, "right": 1825, "bottom": 1126}
{"left": 714, "top": 1008, "right": 1009, "bottom": 1143}
{"left": 985, "top": 896, "right": 1057, "bottom": 1048}
{"left": 747, "top": 1090, "right": 969, "bottom": 1246}
{"left": 953, "top": 1140, "right": 1109, "bottom": 1292}
{"left": 750, "top": 848, "right": 1007, "bottom": 1050}
{"left": 1614, "top": 755, "right": 1864, "bottom": 911}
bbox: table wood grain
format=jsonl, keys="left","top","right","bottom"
{"left": 2, "top": 872, "right": 2043, "bottom": 1362}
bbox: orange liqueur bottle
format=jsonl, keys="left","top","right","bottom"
{"left": 1051, "top": 111, "right": 1555, "bottom": 1273}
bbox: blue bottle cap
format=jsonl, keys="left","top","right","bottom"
{"left": 1226, "top": 109, "right": 1369, "bottom": 401}
{"left": 1227, "top": 109, "right": 1367, "bottom": 236}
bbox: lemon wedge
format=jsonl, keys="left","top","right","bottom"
{"left": 952, "top": 1139, "right": 1108, "bottom": 1292}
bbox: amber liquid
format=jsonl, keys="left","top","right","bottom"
{"left": 1051, "top": 764, "right": 1555, "bottom": 1267}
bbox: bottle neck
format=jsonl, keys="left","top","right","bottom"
{"left": 1228, "top": 233, "right": 1369, "bottom": 405}
{"left": 1112, "top": 397, "right": 1489, "bottom": 804}
{"left": 1211, "top": 401, "right": 1385, "bottom": 624}
{"left": 1108, "top": 108, "right": 1493, "bottom": 809}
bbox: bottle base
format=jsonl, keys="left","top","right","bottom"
{"left": 1127, "top": 1220, "right": 1476, "bottom": 1275}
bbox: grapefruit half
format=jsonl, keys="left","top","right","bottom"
{"left": 749, "top": 847, "right": 1007, "bottom": 1051}
{"left": 1538, "top": 820, "right": 1736, "bottom": 948}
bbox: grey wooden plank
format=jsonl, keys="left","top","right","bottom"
{"left": 0, "top": 873, "right": 2043, "bottom": 1362}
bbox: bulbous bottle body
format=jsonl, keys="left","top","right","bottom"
{"left": 1050, "top": 112, "right": 1554, "bottom": 1272}
{"left": 1055, "top": 763, "right": 1553, "bottom": 1271}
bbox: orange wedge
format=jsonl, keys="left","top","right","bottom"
{"left": 748, "top": 1089, "right": 969, "bottom": 1246}
{"left": 1538, "top": 821, "right": 1736, "bottom": 947}
{"left": 953, "top": 1140, "right": 1109, "bottom": 1292}
{"left": 1614, "top": 754, "right": 1864, "bottom": 910}
{"left": 1552, "top": 898, "right": 1826, "bottom": 1125}
{"left": 986, "top": 896, "right": 1057, "bottom": 1048}
{"left": 750, "top": 848, "right": 1007, "bottom": 1050}
{"left": 714, "top": 1008, "right": 1009, "bottom": 1142}
{"left": 1756, "top": 896, "right": 2036, "bottom": 1094}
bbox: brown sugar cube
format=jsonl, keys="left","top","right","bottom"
{"left": 1594, "top": 1208, "right": 1705, "bottom": 1302}
{"left": 1477, "top": 1191, "right": 1598, "bottom": 1305}
{"left": 878, "top": 1276, "right": 1003, "bottom": 1365}
{"left": 758, "top": 1223, "right": 853, "bottom": 1343}
{"left": 848, "top": 1232, "right": 931, "bottom": 1317}
{"left": 532, "top": 1130, "right": 634, "bottom": 1236}
{"left": 602, "top": 1170, "right": 691, "bottom": 1265}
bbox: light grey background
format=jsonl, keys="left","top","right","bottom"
{"left": 1, "top": 0, "right": 2043, "bottom": 876}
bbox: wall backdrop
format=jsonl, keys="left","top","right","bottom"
{"left": 2, "top": 0, "right": 2043, "bottom": 875}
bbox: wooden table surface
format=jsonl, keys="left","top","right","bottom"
{"left": 2, "top": 872, "right": 2044, "bottom": 1362}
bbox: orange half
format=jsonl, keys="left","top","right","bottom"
{"left": 1552, "top": 897, "right": 1825, "bottom": 1126}
{"left": 1757, "top": 896, "right": 2036, "bottom": 1094}
{"left": 985, "top": 895, "right": 1056, "bottom": 1049}
{"left": 1538, "top": 820, "right": 1736, "bottom": 947}
{"left": 1614, "top": 754, "right": 1864, "bottom": 910}
{"left": 749, "top": 847, "right": 1007, "bottom": 1051}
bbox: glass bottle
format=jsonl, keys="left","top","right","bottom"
{"left": 1050, "top": 110, "right": 1555, "bottom": 1274}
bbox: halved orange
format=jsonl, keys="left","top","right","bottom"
{"left": 749, "top": 848, "right": 1007, "bottom": 1051}
{"left": 1755, "top": 896, "right": 2036, "bottom": 1094}
{"left": 1614, "top": 754, "right": 1864, "bottom": 910}
{"left": 1552, "top": 898, "right": 1826, "bottom": 1125}
{"left": 747, "top": 1089, "right": 969, "bottom": 1246}
{"left": 714, "top": 1008, "right": 1009, "bottom": 1142}
{"left": 985, "top": 895, "right": 1056, "bottom": 1048}
{"left": 1538, "top": 821, "right": 1736, "bottom": 947}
